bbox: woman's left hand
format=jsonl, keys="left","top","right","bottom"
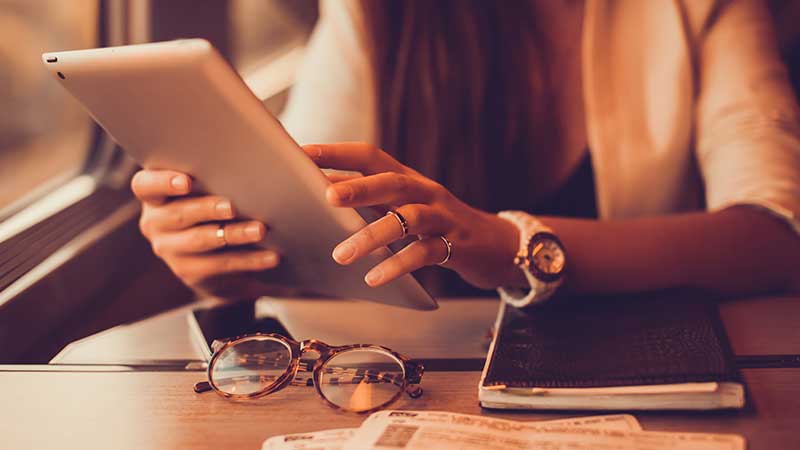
{"left": 303, "top": 142, "right": 522, "bottom": 290}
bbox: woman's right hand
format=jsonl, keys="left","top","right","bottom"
{"left": 131, "top": 169, "right": 279, "bottom": 288}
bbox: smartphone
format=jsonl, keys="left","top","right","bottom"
{"left": 187, "top": 301, "right": 292, "bottom": 360}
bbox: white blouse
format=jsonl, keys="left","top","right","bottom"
{"left": 281, "top": 0, "right": 800, "bottom": 234}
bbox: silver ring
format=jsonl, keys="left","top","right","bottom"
{"left": 216, "top": 224, "right": 227, "bottom": 246}
{"left": 386, "top": 210, "right": 409, "bottom": 239}
{"left": 437, "top": 236, "right": 452, "bottom": 266}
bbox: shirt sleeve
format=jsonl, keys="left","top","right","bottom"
{"left": 695, "top": 0, "right": 800, "bottom": 234}
{"left": 279, "top": 0, "right": 376, "bottom": 146}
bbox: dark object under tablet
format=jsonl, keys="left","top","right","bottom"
{"left": 188, "top": 301, "right": 292, "bottom": 360}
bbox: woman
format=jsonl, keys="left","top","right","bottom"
{"left": 132, "top": 0, "right": 800, "bottom": 303}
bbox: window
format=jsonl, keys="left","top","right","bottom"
{"left": 0, "top": 0, "right": 323, "bottom": 364}
{"left": 0, "top": 0, "right": 99, "bottom": 213}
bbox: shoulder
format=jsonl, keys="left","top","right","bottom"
{"left": 280, "top": 0, "right": 376, "bottom": 144}
{"left": 589, "top": 0, "right": 747, "bottom": 45}
{"left": 314, "top": 0, "right": 371, "bottom": 77}
{"left": 674, "top": 0, "right": 777, "bottom": 48}
{"left": 673, "top": 0, "right": 723, "bottom": 41}
{"left": 319, "top": 0, "right": 367, "bottom": 48}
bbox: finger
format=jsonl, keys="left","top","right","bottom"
{"left": 303, "top": 143, "right": 406, "bottom": 175}
{"left": 152, "top": 221, "right": 266, "bottom": 256}
{"left": 131, "top": 170, "right": 192, "bottom": 205}
{"left": 323, "top": 170, "right": 362, "bottom": 183}
{"left": 332, "top": 204, "right": 450, "bottom": 265}
{"left": 326, "top": 172, "right": 435, "bottom": 207}
{"left": 146, "top": 196, "right": 236, "bottom": 231}
{"left": 363, "top": 237, "right": 450, "bottom": 287}
{"left": 174, "top": 250, "right": 280, "bottom": 286}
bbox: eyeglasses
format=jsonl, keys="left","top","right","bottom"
{"left": 193, "top": 333, "right": 424, "bottom": 413}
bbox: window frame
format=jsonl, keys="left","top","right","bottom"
{"left": 0, "top": 0, "right": 151, "bottom": 302}
{"left": 0, "top": 0, "right": 148, "bottom": 231}
{"left": 0, "top": 0, "right": 318, "bottom": 363}
{"left": 0, "top": 0, "right": 174, "bottom": 364}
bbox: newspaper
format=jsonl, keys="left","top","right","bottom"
{"left": 263, "top": 428, "right": 356, "bottom": 450}
{"left": 342, "top": 411, "right": 745, "bottom": 450}
{"left": 262, "top": 413, "right": 640, "bottom": 450}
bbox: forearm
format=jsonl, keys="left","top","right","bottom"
{"left": 539, "top": 207, "right": 800, "bottom": 297}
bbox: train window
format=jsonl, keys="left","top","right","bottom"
{"left": 0, "top": 0, "right": 99, "bottom": 213}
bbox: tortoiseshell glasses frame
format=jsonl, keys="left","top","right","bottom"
{"left": 193, "top": 333, "right": 424, "bottom": 414}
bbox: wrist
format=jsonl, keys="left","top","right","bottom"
{"left": 496, "top": 211, "right": 567, "bottom": 307}
{"left": 495, "top": 215, "right": 528, "bottom": 287}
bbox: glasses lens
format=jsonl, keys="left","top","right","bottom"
{"left": 319, "top": 348, "right": 406, "bottom": 412}
{"left": 210, "top": 337, "right": 292, "bottom": 396}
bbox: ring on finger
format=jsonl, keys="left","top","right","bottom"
{"left": 386, "top": 210, "right": 409, "bottom": 239}
{"left": 216, "top": 224, "right": 227, "bottom": 247}
{"left": 437, "top": 236, "right": 452, "bottom": 266}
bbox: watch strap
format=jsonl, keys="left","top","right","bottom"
{"left": 496, "top": 211, "right": 563, "bottom": 308}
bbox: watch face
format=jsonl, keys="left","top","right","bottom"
{"left": 527, "top": 232, "right": 566, "bottom": 282}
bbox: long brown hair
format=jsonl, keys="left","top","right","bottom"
{"left": 360, "top": 0, "right": 554, "bottom": 211}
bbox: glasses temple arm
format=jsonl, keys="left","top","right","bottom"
{"left": 194, "top": 381, "right": 213, "bottom": 393}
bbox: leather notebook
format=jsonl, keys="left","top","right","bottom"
{"left": 479, "top": 291, "right": 745, "bottom": 410}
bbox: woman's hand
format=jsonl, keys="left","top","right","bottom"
{"left": 305, "top": 142, "right": 522, "bottom": 290}
{"left": 131, "top": 169, "right": 279, "bottom": 288}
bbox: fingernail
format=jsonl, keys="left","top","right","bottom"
{"left": 262, "top": 252, "right": 279, "bottom": 267}
{"left": 245, "top": 223, "right": 263, "bottom": 240}
{"left": 332, "top": 242, "right": 355, "bottom": 263}
{"left": 216, "top": 200, "right": 233, "bottom": 219}
{"left": 170, "top": 176, "right": 189, "bottom": 192}
{"left": 365, "top": 268, "right": 383, "bottom": 286}
{"left": 332, "top": 185, "right": 353, "bottom": 202}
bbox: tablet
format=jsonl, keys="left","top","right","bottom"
{"left": 42, "top": 39, "right": 437, "bottom": 310}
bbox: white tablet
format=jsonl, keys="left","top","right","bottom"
{"left": 42, "top": 39, "right": 437, "bottom": 310}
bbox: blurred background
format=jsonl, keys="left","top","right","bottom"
{"left": 0, "top": 0, "right": 97, "bottom": 209}
{"left": 0, "top": 0, "right": 318, "bottom": 363}
{"left": 0, "top": 0, "right": 317, "bottom": 212}
{"left": 0, "top": 0, "right": 798, "bottom": 363}
{"left": 3, "top": 0, "right": 799, "bottom": 214}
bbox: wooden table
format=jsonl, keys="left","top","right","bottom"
{"left": 4, "top": 295, "right": 800, "bottom": 449}
{"left": 717, "top": 295, "right": 800, "bottom": 356}
{"left": 0, "top": 366, "right": 798, "bottom": 450}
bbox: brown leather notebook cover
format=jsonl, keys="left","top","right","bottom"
{"left": 483, "top": 291, "right": 741, "bottom": 389}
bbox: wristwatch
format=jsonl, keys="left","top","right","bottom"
{"left": 497, "top": 211, "right": 567, "bottom": 307}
